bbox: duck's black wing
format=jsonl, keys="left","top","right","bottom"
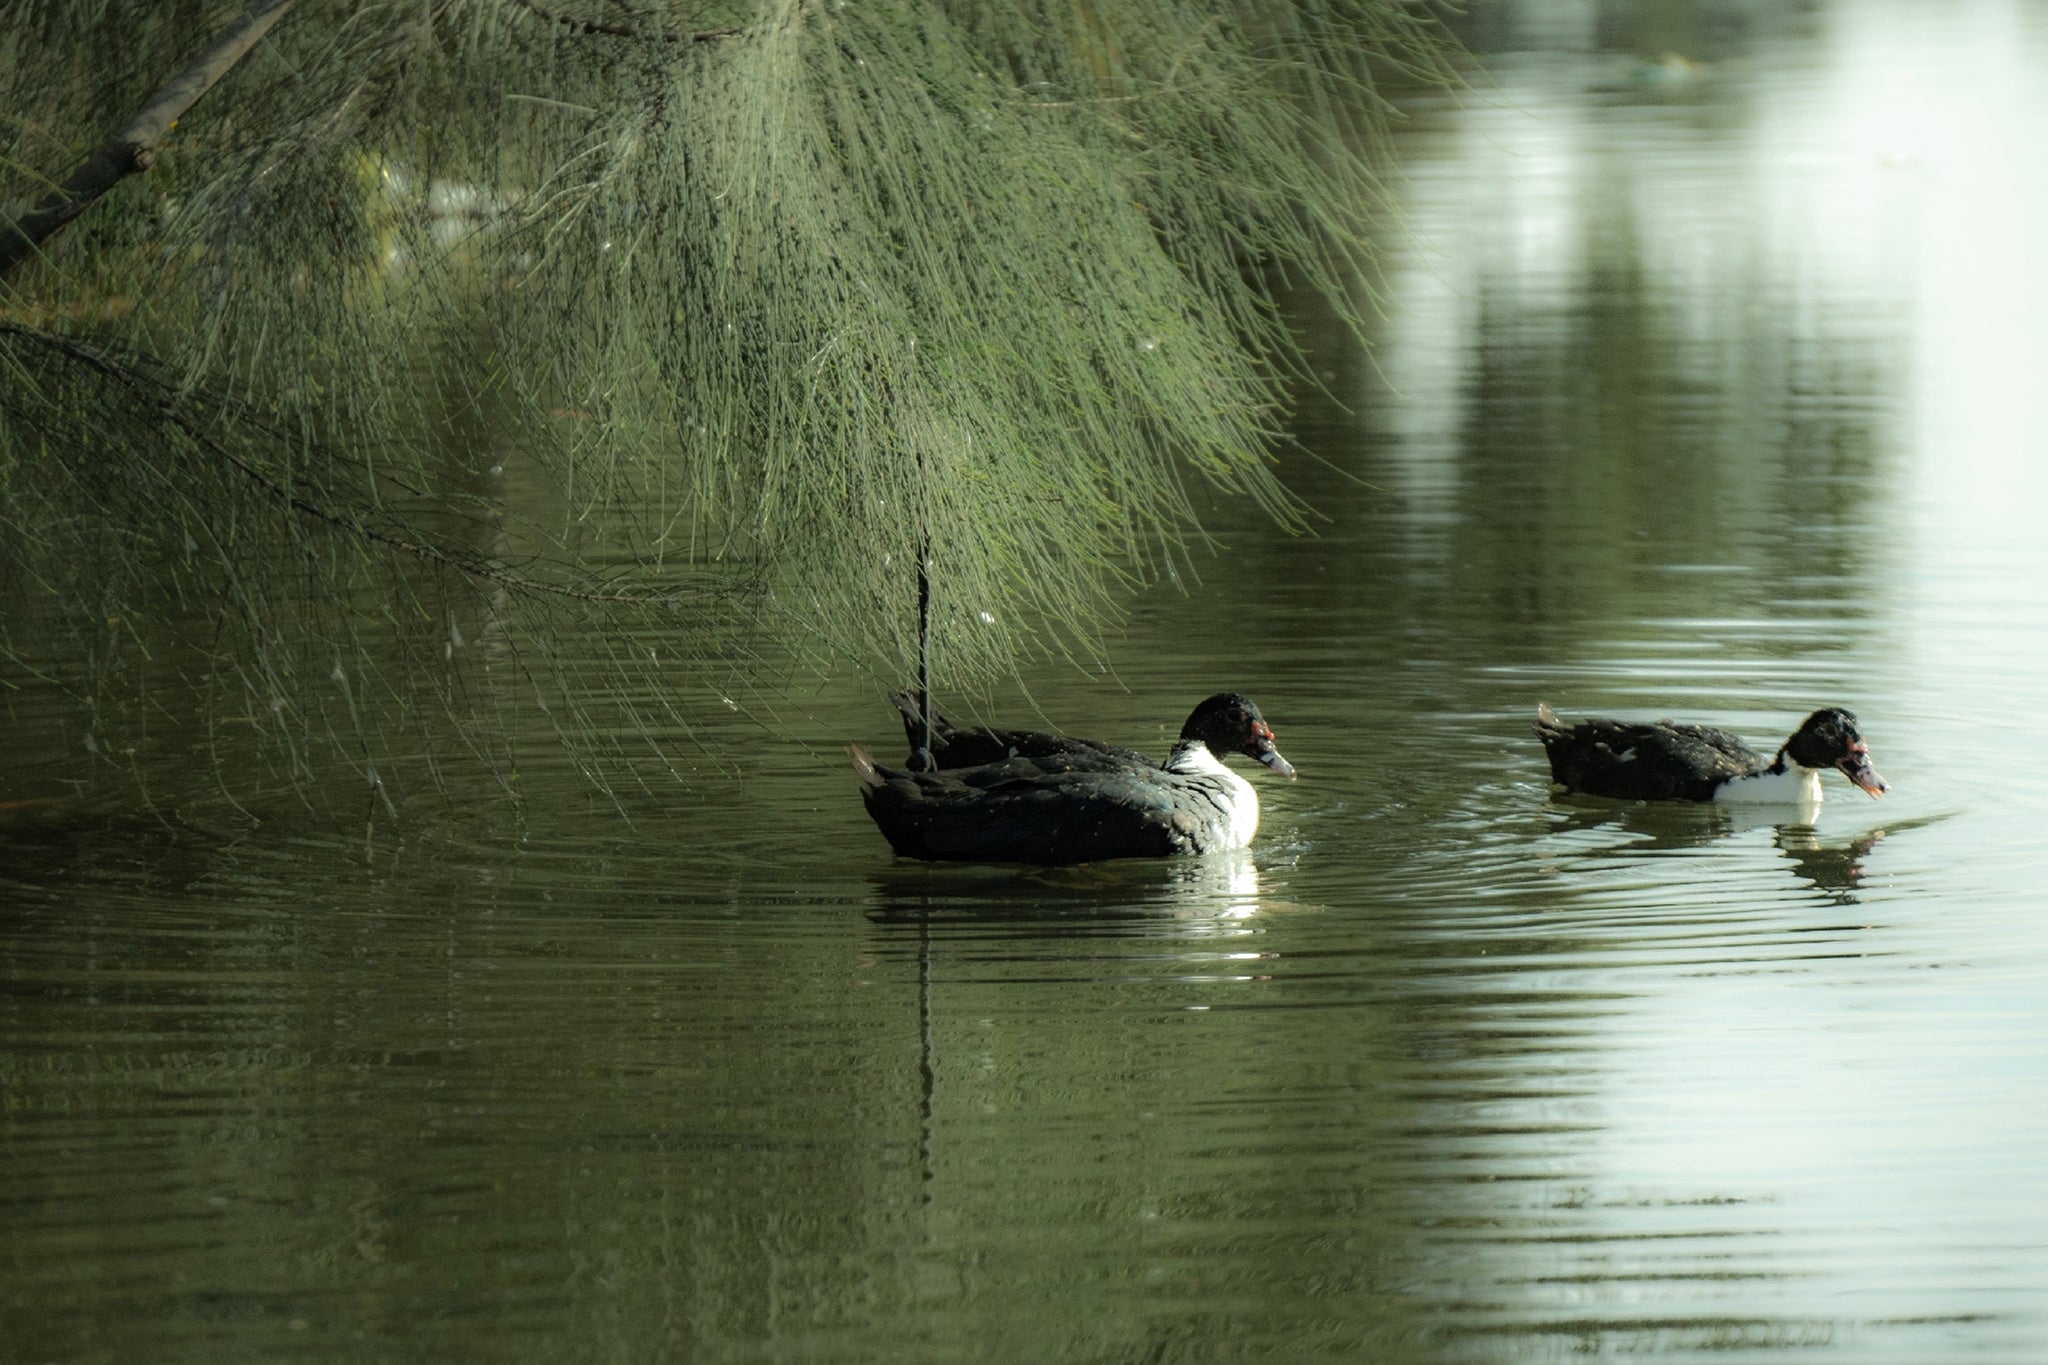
{"left": 889, "top": 691, "right": 1160, "bottom": 772}
{"left": 853, "top": 747, "right": 1204, "bottom": 864}
{"left": 1535, "top": 705, "right": 1763, "bottom": 802}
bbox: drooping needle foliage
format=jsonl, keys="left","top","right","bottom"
{"left": 0, "top": 0, "right": 1451, "bottom": 809}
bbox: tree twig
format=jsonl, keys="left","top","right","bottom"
{"left": 510, "top": 0, "right": 738, "bottom": 44}
{"left": 0, "top": 0, "right": 299, "bottom": 278}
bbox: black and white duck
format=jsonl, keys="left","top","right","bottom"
{"left": 851, "top": 693, "right": 1297, "bottom": 864}
{"left": 1534, "top": 703, "right": 1889, "bottom": 804}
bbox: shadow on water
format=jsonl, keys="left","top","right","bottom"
{"left": 0, "top": 805, "right": 247, "bottom": 911}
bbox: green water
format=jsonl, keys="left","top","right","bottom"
{"left": 7, "top": 1, "right": 2048, "bottom": 1360}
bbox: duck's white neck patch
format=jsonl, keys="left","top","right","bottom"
{"left": 1714, "top": 762, "right": 1824, "bottom": 806}
{"left": 1166, "top": 741, "right": 1261, "bottom": 850}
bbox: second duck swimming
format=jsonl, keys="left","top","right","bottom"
{"left": 1535, "top": 703, "right": 1888, "bottom": 804}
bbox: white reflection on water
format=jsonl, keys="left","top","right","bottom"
{"left": 1332, "top": 0, "right": 2048, "bottom": 1352}
{"left": 861, "top": 846, "right": 1276, "bottom": 940}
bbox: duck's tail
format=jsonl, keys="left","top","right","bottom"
{"left": 848, "top": 743, "right": 885, "bottom": 788}
{"left": 1534, "top": 702, "right": 1567, "bottom": 743}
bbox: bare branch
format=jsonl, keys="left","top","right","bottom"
{"left": 509, "top": 0, "right": 738, "bottom": 44}
{"left": 0, "top": 0, "right": 299, "bottom": 278}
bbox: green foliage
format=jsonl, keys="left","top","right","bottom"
{"left": 0, "top": 0, "right": 1451, "bottom": 807}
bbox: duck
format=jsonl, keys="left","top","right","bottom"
{"left": 1534, "top": 702, "right": 1888, "bottom": 804}
{"left": 851, "top": 692, "right": 1297, "bottom": 864}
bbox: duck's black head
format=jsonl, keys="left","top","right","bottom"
{"left": 1784, "top": 708, "right": 1888, "bottom": 797}
{"left": 1180, "top": 693, "right": 1297, "bottom": 779}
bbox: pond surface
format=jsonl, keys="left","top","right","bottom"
{"left": 7, "top": 1, "right": 2048, "bottom": 1360}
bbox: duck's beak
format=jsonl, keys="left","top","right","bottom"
{"left": 1249, "top": 723, "right": 1297, "bottom": 780}
{"left": 1839, "top": 744, "right": 1888, "bottom": 798}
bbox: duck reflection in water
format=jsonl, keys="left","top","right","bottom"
{"left": 862, "top": 846, "right": 1268, "bottom": 938}
{"left": 1775, "top": 823, "right": 1891, "bottom": 902}
{"left": 1540, "top": 799, "right": 1899, "bottom": 905}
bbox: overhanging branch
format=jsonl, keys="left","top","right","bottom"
{"left": 0, "top": 0, "right": 298, "bottom": 279}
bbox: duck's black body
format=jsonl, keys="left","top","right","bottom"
{"left": 1534, "top": 703, "right": 1888, "bottom": 804}
{"left": 887, "top": 691, "right": 1156, "bottom": 772}
{"left": 854, "top": 693, "right": 1296, "bottom": 865}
